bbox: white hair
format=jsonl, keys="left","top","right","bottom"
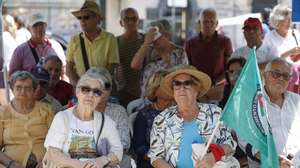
{"left": 264, "top": 58, "right": 293, "bottom": 74}
{"left": 269, "top": 4, "right": 292, "bottom": 29}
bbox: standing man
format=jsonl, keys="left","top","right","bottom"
{"left": 66, "top": 0, "right": 119, "bottom": 86}
{"left": 114, "top": 8, "right": 144, "bottom": 106}
{"left": 184, "top": 8, "right": 233, "bottom": 102}
{"left": 9, "top": 13, "right": 65, "bottom": 76}
{"left": 231, "top": 17, "right": 278, "bottom": 69}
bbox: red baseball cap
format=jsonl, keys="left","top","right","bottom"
{"left": 242, "top": 17, "right": 262, "bottom": 31}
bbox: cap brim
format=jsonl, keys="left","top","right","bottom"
{"left": 72, "top": 8, "right": 101, "bottom": 18}
{"left": 160, "top": 69, "right": 212, "bottom": 98}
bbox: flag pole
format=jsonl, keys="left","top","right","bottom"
{"left": 199, "top": 117, "right": 221, "bottom": 160}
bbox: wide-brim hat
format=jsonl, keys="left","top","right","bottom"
{"left": 72, "top": 0, "right": 102, "bottom": 18}
{"left": 160, "top": 65, "right": 211, "bottom": 98}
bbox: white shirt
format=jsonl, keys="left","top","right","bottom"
{"left": 238, "top": 90, "right": 300, "bottom": 168}
{"left": 44, "top": 107, "right": 123, "bottom": 161}
{"left": 231, "top": 42, "right": 278, "bottom": 64}
{"left": 263, "top": 29, "right": 300, "bottom": 63}
{"left": 265, "top": 91, "right": 300, "bottom": 156}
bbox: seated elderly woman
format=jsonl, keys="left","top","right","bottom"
{"left": 0, "top": 71, "right": 54, "bottom": 168}
{"left": 133, "top": 70, "right": 173, "bottom": 168}
{"left": 148, "top": 65, "right": 236, "bottom": 168}
{"left": 43, "top": 69, "right": 123, "bottom": 167}
{"left": 87, "top": 67, "right": 131, "bottom": 168}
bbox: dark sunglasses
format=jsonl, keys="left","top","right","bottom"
{"left": 79, "top": 86, "right": 103, "bottom": 97}
{"left": 268, "top": 70, "right": 292, "bottom": 81}
{"left": 76, "top": 15, "right": 93, "bottom": 20}
{"left": 123, "top": 16, "right": 138, "bottom": 22}
{"left": 172, "top": 80, "right": 195, "bottom": 90}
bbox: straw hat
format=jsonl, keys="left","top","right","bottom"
{"left": 72, "top": 0, "right": 102, "bottom": 18}
{"left": 160, "top": 65, "right": 211, "bottom": 98}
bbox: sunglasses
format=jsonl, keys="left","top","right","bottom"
{"left": 76, "top": 15, "right": 93, "bottom": 20}
{"left": 172, "top": 80, "right": 195, "bottom": 90}
{"left": 268, "top": 70, "right": 292, "bottom": 81}
{"left": 79, "top": 86, "right": 103, "bottom": 97}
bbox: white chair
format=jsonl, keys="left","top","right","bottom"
{"left": 128, "top": 112, "right": 139, "bottom": 138}
{"left": 126, "top": 98, "right": 144, "bottom": 116}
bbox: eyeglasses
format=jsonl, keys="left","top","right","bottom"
{"left": 172, "top": 80, "right": 195, "bottom": 90}
{"left": 79, "top": 86, "right": 103, "bottom": 97}
{"left": 268, "top": 70, "right": 292, "bottom": 81}
{"left": 14, "top": 85, "right": 33, "bottom": 92}
{"left": 123, "top": 16, "right": 138, "bottom": 22}
{"left": 76, "top": 15, "right": 93, "bottom": 20}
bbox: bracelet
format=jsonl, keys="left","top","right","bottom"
{"left": 6, "top": 160, "right": 14, "bottom": 168}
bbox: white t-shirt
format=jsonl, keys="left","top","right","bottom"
{"left": 231, "top": 42, "right": 278, "bottom": 64}
{"left": 263, "top": 29, "right": 300, "bottom": 63}
{"left": 68, "top": 113, "right": 97, "bottom": 159}
{"left": 44, "top": 107, "right": 123, "bottom": 161}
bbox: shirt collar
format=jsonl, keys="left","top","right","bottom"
{"left": 28, "top": 38, "right": 51, "bottom": 48}
{"left": 198, "top": 31, "right": 218, "bottom": 42}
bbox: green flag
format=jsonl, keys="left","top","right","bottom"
{"left": 220, "top": 49, "right": 279, "bottom": 168}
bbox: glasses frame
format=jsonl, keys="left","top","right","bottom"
{"left": 268, "top": 70, "right": 292, "bottom": 81}
{"left": 78, "top": 86, "right": 103, "bottom": 97}
{"left": 172, "top": 80, "right": 195, "bottom": 90}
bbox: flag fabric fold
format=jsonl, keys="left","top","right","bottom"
{"left": 220, "top": 49, "right": 279, "bottom": 168}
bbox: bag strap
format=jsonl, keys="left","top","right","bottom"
{"left": 28, "top": 43, "right": 40, "bottom": 64}
{"left": 96, "top": 112, "right": 105, "bottom": 151}
{"left": 79, "top": 32, "right": 90, "bottom": 71}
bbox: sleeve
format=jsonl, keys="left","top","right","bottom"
{"left": 66, "top": 36, "right": 76, "bottom": 63}
{"left": 132, "top": 110, "right": 149, "bottom": 156}
{"left": 178, "top": 48, "right": 189, "bottom": 65}
{"left": 184, "top": 40, "right": 192, "bottom": 63}
{"left": 108, "top": 35, "right": 120, "bottom": 65}
{"left": 148, "top": 114, "right": 166, "bottom": 164}
{"left": 0, "top": 107, "right": 6, "bottom": 147}
{"left": 224, "top": 37, "right": 233, "bottom": 59}
{"left": 116, "top": 106, "right": 131, "bottom": 150}
{"left": 9, "top": 47, "right": 22, "bottom": 75}
{"left": 210, "top": 105, "right": 237, "bottom": 151}
{"left": 102, "top": 117, "right": 123, "bottom": 161}
{"left": 44, "top": 112, "right": 68, "bottom": 150}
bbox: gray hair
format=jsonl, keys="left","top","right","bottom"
{"left": 76, "top": 67, "right": 112, "bottom": 92}
{"left": 269, "top": 4, "right": 292, "bottom": 29}
{"left": 149, "top": 19, "right": 172, "bottom": 34}
{"left": 199, "top": 8, "right": 218, "bottom": 21}
{"left": 264, "top": 58, "right": 293, "bottom": 74}
{"left": 9, "top": 71, "right": 38, "bottom": 90}
{"left": 43, "top": 55, "right": 62, "bottom": 67}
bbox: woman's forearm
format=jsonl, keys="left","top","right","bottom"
{"left": 45, "top": 147, "right": 85, "bottom": 168}
{"left": 152, "top": 159, "right": 172, "bottom": 168}
{"left": 220, "top": 144, "right": 234, "bottom": 156}
{"left": 130, "top": 44, "right": 151, "bottom": 70}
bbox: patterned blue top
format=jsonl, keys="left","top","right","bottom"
{"left": 148, "top": 103, "right": 236, "bottom": 167}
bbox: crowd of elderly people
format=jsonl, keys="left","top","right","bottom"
{"left": 0, "top": 0, "right": 300, "bottom": 168}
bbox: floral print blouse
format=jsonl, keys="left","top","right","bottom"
{"left": 148, "top": 103, "right": 236, "bottom": 167}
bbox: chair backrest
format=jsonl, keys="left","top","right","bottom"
{"left": 126, "top": 98, "right": 144, "bottom": 116}
{"left": 128, "top": 112, "right": 139, "bottom": 138}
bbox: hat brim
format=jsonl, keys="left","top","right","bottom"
{"left": 160, "top": 69, "right": 212, "bottom": 98}
{"left": 72, "top": 8, "right": 101, "bottom": 18}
